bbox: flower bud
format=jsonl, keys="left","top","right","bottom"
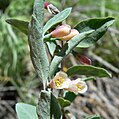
{"left": 49, "top": 71, "right": 71, "bottom": 89}
{"left": 76, "top": 55, "right": 92, "bottom": 65}
{"left": 51, "top": 24, "right": 71, "bottom": 38}
{"left": 60, "top": 29, "right": 79, "bottom": 41}
{"left": 44, "top": 2, "right": 50, "bottom": 9}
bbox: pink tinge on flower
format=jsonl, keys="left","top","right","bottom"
{"left": 44, "top": 2, "right": 50, "bottom": 9}
{"left": 51, "top": 24, "right": 71, "bottom": 38}
{"left": 66, "top": 78, "right": 88, "bottom": 94}
{"left": 50, "top": 71, "right": 71, "bottom": 89}
{"left": 59, "top": 29, "right": 79, "bottom": 41}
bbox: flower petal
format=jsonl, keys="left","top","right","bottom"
{"left": 66, "top": 78, "right": 88, "bottom": 94}
{"left": 50, "top": 71, "right": 71, "bottom": 89}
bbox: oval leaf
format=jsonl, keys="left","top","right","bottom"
{"left": 43, "top": 7, "right": 72, "bottom": 34}
{"left": 6, "top": 18, "right": 29, "bottom": 35}
{"left": 67, "top": 65, "right": 112, "bottom": 77}
{"left": 46, "top": 41, "right": 56, "bottom": 56}
{"left": 74, "top": 17, "right": 115, "bottom": 48}
{"left": 16, "top": 103, "right": 38, "bottom": 119}
{"left": 58, "top": 97, "right": 71, "bottom": 108}
{"left": 51, "top": 93, "right": 62, "bottom": 119}
{"left": 37, "top": 90, "right": 51, "bottom": 119}
{"left": 64, "top": 92, "right": 76, "bottom": 102}
{"left": 28, "top": 0, "right": 49, "bottom": 83}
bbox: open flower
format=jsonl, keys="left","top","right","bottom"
{"left": 66, "top": 78, "right": 87, "bottom": 94}
{"left": 50, "top": 71, "right": 71, "bottom": 89}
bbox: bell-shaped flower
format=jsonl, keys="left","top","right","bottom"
{"left": 50, "top": 71, "right": 71, "bottom": 89}
{"left": 59, "top": 29, "right": 79, "bottom": 41}
{"left": 51, "top": 24, "right": 71, "bottom": 38}
{"left": 66, "top": 78, "right": 87, "bottom": 94}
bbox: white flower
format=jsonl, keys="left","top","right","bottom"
{"left": 66, "top": 78, "right": 88, "bottom": 94}
{"left": 50, "top": 71, "right": 71, "bottom": 89}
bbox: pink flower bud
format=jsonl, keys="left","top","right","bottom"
{"left": 60, "top": 29, "right": 79, "bottom": 41}
{"left": 51, "top": 24, "right": 71, "bottom": 38}
{"left": 49, "top": 71, "right": 71, "bottom": 89}
{"left": 44, "top": 2, "right": 50, "bottom": 9}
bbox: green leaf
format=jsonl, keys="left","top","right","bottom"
{"left": 46, "top": 41, "right": 56, "bottom": 56}
{"left": 64, "top": 92, "right": 77, "bottom": 102}
{"left": 43, "top": 7, "right": 72, "bottom": 35}
{"left": 67, "top": 65, "right": 112, "bottom": 77}
{"left": 50, "top": 30, "right": 94, "bottom": 78}
{"left": 28, "top": 0, "right": 49, "bottom": 83}
{"left": 6, "top": 19, "right": 29, "bottom": 35}
{"left": 51, "top": 93, "right": 62, "bottom": 119}
{"left": 16, "top": 103, "right": 38, "bottom": 119}
{"left": 84, "top": 115, "right": 102, "bottom": 119}
{"left": 58, "top": 97, "right": 71, "bottom": 108}
{"left": 37, "top": 90, "right": 51, "bottom": 119}
{"left": 74, "top": 17, "right": 115, "bottom": 48}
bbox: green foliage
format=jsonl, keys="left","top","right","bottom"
{"left": 28, "top": 0, "right": 49, "bottom": 83}
{"left": 4, "top": 0, "right": 117, "bottom": 119}
{"left": 75, "top": 17, "right": 115, "bottom": 48}
{"left": 64, "top": 92, "right": 76, "bottom": 102}
{"left": 50, "top": 30, "right": 94, "bottom": 77}
{"left": 67, "top": 65, "right": 112, "bottom": 77}
{"left": 46, "top": 41, "right": 57, "bottom": 56}
{"left": 37, "top": 90, "right": 51, "bottom": 119}
{"left": 43, "top": 7, "right": 72, "bottom": 35}
{"left": 16, "top": 103, "right": 38, "bottom": 119}
{"left": 51, "top": 93, "right": 62, "bottom": 119}
{"left": 6, "top": 19, "right": 29, "bottom": 35}
{"left": 58, "top": 97, "right": 71, "bottom": 108}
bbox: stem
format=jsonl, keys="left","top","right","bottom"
{"left": 62, "top": 108, "right": 66, "bottom": 119}
{"left": 61, "top": 41, "right": 64, "bottom": 71}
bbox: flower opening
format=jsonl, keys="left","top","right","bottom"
{"left": 66, "top": 78, "right": 87, "bottom": 94}
{"left": 50, "top": 71, "right": 71, "bottom": 89}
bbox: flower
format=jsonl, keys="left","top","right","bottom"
{"left": 44, "top": 2, "right": 50, "bottom": 9}
{"left": 44, "top": 2, "right": 60, "bottom": 15}
{"left": 59, "top": 29, "right": 79, "bottom": 41}
{"left": 66, "top": 78, "right": 87, "bottom": 94}
{"left": 51, "top": 24, "right": 71, "bottom": 38}
{"left": 50, "top": 71, "right": 71, "bottom": 89}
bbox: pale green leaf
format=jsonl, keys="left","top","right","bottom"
{"left": 43, "top": 7, "right": 72, "bottom": 34}
{"left": 37, "top": 90, "right": 51, "bottom": 119}
{"left": 75, "top": 17, "right": 115, "bottom": 48}
{"left": 67, "top": 65, "right": 112, "bottom": 77}
{"left": 6, "top": 18, "right": 29, "bottom": 35}
{"left": 16, "top": 103, "right": 38, "bottom": 119}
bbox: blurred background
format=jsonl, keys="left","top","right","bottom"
{"left": 0, "top": 0, "right": 119, "bottom": 119}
